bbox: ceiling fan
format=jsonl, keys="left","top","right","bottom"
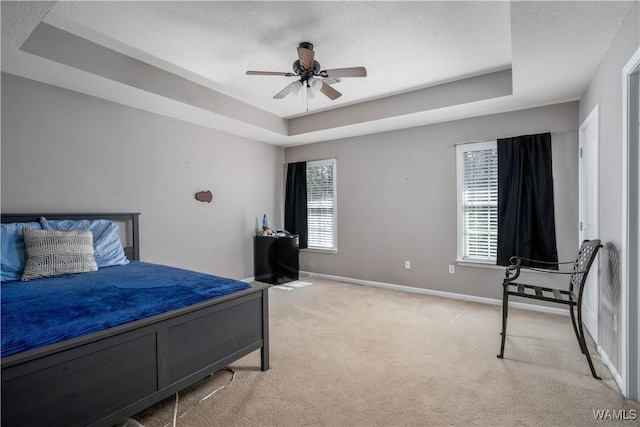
{"left": 246, "top": 42, "right": 367, "bottom": 100}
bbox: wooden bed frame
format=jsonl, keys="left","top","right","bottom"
{"left": 1, "top": 213, "right": 270, "bottom": 427}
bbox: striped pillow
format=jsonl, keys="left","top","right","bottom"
{"left": 21, "top": 228, "right": 98, "bottom": 281}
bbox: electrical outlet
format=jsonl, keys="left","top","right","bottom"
{"left": 449, "top": 265, "right": 455, "bottom": 274}
{"left": 613, "top": 314, "right": 618, "bottom": 333}
{"left": 405, "top": 261, "right": 411, "bottom": 270}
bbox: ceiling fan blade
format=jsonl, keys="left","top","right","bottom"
{"left": 297, "top": 47, "right": 315, "bottom": 70}
{"left": 246, "top": 71, "right": 295, "bottom": 76}
{"left": 320, "top": 81, "right": 342, "bottom": 100}
{"left": 273, "top": 80, "right": 304, "bottom": 99}
{"left": 321, "top": 67, "right": 367, "bottom": 78}
{"left": 323, "top": 77, "right": 342, "bottom": 85}
{"left": 273, "top": 84, "right": 293, "bottom": 99}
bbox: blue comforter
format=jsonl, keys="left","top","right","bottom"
{"left": 0, "top": 262, "right": 252, "bottom": 357}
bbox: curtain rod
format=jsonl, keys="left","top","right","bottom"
{"left": 450, "top": 130, "right": 567, "bottom": 147}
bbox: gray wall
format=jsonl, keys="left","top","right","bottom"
{"left": 285, "top": 102, "right": 580, "bottom": 301}
{"left": 1, "top": 72, "right": 284, "bottom": 280}
{"left": 579, "top": 1, "right": 639, "bottom": 389}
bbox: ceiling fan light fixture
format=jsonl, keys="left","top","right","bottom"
{"left": 310, "top": 78, "right": 323, "bottom": 92}
{"left": 307, "top": 78, "right": 323, "bottom": 100}
{"left": 291, "top": 80, "right": 303, "bottom": 95}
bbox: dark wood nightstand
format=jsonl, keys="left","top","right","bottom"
{"left": 254, "top": 235, "right": 299, "bottom": 285}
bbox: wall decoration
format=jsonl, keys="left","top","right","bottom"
{"left": 195, "top": 191, "right": 213, "bottom": 203}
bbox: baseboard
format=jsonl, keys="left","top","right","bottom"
{"left": 301, "top": 271, "right": 569, "bottom": 317}
{"left": 598, "top": 345, "right": 624, "bottom": 391}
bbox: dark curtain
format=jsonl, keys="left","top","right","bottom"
{"left": 284, "top": 162, "right": 308, "bottom": 249}
{"left": 497, "top": 133, "right": 558, "bottom": 268}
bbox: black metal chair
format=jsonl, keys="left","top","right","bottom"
{"left": 497, "top": 239, "right": 602, "bottom": 379}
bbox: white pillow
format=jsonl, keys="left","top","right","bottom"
{"left": 21, "top": 228, "right": 98, "bottom": 281}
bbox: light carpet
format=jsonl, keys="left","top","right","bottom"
{"left": 131, "top": 277, "right": 639, "bottom": 426}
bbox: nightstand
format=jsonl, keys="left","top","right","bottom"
{"left": 254, "top": 235, "right": 299, "bottom": 285}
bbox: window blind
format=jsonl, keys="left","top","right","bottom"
{"left": 460, "top": 145, "right": 498, "bottom": 261}
{"left": 306, "top": 159, "right": 336, "bottom": 250}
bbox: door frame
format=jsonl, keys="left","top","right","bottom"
{"left": 578, "top": 104, "right": 599, "bottom": 342}
{"left": 621, "top": 47, "right": 640, "bottom": 400}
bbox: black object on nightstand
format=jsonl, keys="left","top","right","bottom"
{"left": 254, "top": 235, "right": 299, "bottom": 285}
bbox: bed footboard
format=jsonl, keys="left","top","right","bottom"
{"left": 1, "top": 284, "right": 269, "bottom": 427}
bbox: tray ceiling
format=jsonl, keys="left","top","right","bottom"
{"left": 1, "top": 1, "right": 634, "bottom": 145}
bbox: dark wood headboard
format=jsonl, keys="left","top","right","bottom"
{"left": 1, "top": 213, "right": 141, "bottom": 261}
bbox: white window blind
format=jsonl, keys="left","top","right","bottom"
{"left": 306, "top": 159, "right": 337, "bottom": 251}
{"left": 456, "top": 141, "right": 498, "bottom": 262}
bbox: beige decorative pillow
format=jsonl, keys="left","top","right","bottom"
{"left": 21, "top": 228, "right": 98, "bottom": 281}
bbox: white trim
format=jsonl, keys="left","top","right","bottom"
{"left": 598, "top": 345, "right": 624, "bottom": 387}
{"left": 456, "top": 259, "right": 504, "bottom": 270}
{"left": 306, "top": 158, "right": 338, "bottom": 252}
{"left": 456, "top": 259, "right": 559, "bottom": 274}
{"left": 301, "top": 248, "right": 338, "bottom": 254}
{"left": 578, "top": 104, "right": 600, "bottom": 345}
{"left": 456, "top": 140, "right": 498, "bottom": 263}
{"left": 302, "top": 271, "right": 569, "bottom": 317}
{"left": 621, "top": 46, "right": 640, "bottom": 399}
{"left": 578, "top": 104, "right": 600, "bottom": 244}
{"left": 456, "top": 145, "right": 464, "bottom": 261}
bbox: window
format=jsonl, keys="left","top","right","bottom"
{"left": 306, "top": 159, "right": 337, "bottom": 251}
{"left": 456, "top": 141, "right": 498, "bottom": 263}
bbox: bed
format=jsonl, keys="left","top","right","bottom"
{"left": 1, "top": 213, "right": 270, "bottom": 427}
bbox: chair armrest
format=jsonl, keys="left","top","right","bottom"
{"left": 505, "top": 256, "right": 587, "bottom": 280}
{"left": 508, "top": 256, "right": 574, "bottom": 266}
{"left": 504, "top": 258, "right": 522, "bottom": 282}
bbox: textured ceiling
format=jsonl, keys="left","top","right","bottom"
{"left": 1, "top": 1, "right": 635, "bottom": 146}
